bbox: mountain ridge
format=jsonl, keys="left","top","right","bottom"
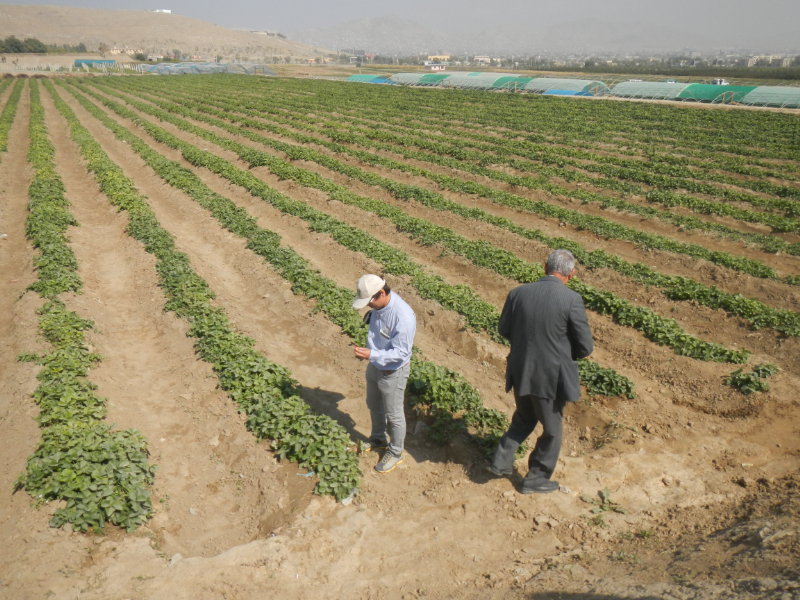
{"left": 0, "top": 4, "right": 331, "bottom": 60}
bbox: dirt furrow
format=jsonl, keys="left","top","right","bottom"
{"left": 72, "top": 83, "right": 800, "bottom": 421}
{"left": 117, "top": 84, "right": 800, "bottom": 297}
{"left": 65, "top": 82, "right": 520, "bottom": 408}
{"left": 169, "top": 87, "right": 800, "bottom": 258}
{"left": 35, "top": 84, "right": 326, "bottom": 561}
{"left": 0, "top": 82, "right": 92, "bottom": 599}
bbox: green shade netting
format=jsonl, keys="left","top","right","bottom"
{"left": 417, "top": 73, "right": 452, "bottom": 85}
{"left": 347, "top": 74, "right": 381, "bottom": 82}
{"left": 679, "top": 84, "right": 756, "bottom": 102}
{"left": 491, "top": 76, "right": 534, "bottom": 89}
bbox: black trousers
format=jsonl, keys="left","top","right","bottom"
{"left": 491, "top": 393, "right": 565, "bottom": 486}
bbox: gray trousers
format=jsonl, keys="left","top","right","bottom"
{"left": 366, "top": 362, "right": 410, "bottom": 457}
{"left": 491, "top": 392, "right": 565, "bottom": 486}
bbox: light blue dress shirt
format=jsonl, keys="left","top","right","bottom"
{"left": 367, "top": 292, "right": 416, "bottom": 370}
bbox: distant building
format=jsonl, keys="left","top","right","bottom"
{"left": 148, "top": 9, "right": 172, "bottom": 13}
{"left": 782, "top": 57, "right": 793, "bottom": 67}
{"left": 473, "top": 55, "right": 490, "bottom": 64}
{"left": 427, "top": 54, "right": 450, "bottom": 62}
{"left": 425, "top": 64, "right": 446, "bottom": 71}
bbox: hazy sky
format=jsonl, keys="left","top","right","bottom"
{"left": 5, "top": 0, "right": 800, "bottom": 37}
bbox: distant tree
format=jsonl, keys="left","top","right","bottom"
{"left": 98, "top": 42, "right": 109, "bottom": 57}
{"left": 215, "top": 54, "right": 223, "bottom": 62}
{"left": 172, "top": 49, "right": 182, "bottom": 60}
{"left": 133, "top": 52, "right": 146, "bottom": 61}
{"left": 4, "top": 36, "right": 27, "bottom": 53}
{"left": 24, "top": 38, "right": 47, "bottom": 53}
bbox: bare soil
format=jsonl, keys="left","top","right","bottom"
{"left": 0, "top": 81, "right": 798, "bottom": 600}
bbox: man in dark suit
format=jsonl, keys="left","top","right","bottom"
{"left": 490, "top": 249, "right": 594, "bottom": 494}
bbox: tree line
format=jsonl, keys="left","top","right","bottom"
{"left": 0, "top": 36, "right": 88, "bottom": 54}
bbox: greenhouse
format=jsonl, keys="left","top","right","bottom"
{"left": 416, "top": 73, "right": 452, "bottom": 86}
{"left": 439, "top": 73, "right": 530, "bottom": 90}
{"left": 610, "top": 81, "right": 756, "bottom": 103}
{"left": 389, "top": 73, "right": 426, "bottom": 85}
{"left": 608, "top": 81, "right": 693, "bottom": 100}
{"left": 522, "top": 78, "right": 608, "bottom": 95}
{"left": 741, "top": 86, "right": 800, "bottom": 108}
{"left": 490, "top": 76, "right": 534, "bottom": 90}
{"left": 148, "top": 62, "right": 276, "bottom": 76}
{"left": 346, "top": 74, "right": 394, "bottom": 84}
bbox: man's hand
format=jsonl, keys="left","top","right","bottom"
{"left": 354, "top": 346, "right": 371, "bottom": 360}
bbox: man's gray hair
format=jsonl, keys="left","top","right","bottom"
{"left": 545, "top": 249, "right": 576, "bottom": 277}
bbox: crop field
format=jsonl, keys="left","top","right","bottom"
{"left": 1, "top": 74, "right": 799, "bottom": 599}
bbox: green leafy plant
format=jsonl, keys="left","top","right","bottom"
{"left": 46, "top": 79, "right": 361, "bottom": 501}
{"left": 67, "top": 79, "right": 638, "bottom": 402}
{"left": 581, "top": 487, "right": 627, "bottom": 514}
{"left": 17, "top": 80, "right": 155, "bottom": 533}
{"left": 724, "top": 363, "right": 779, "bottom": 395}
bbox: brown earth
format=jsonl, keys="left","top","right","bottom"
{"left": 0, "top": 4, "right": 331, "bottom": 61}
{"left": 0, "top": 79, "right": 798, "bottom": 600}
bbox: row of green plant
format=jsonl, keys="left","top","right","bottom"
{"left": 0, "top": 78, "right": 23, "bottom": 155}
{"left": 119, "top": 81, "right": 800, "bottom": 335}
{"left": 302, "top": 93, "right": 800, "bottom": 206}
{"left": 80, "top": 81, "right": 752, "bottom": 363}
{"left": 65, "top": 78, "right": 638, "bottom": 400}
{"left": 56, "top": 80, "right": 531, "bottom": 456}
{"left": 90, "top": 79, "right": 800, "bottom": 338}
{"left": 322, "top": 119, "right": 800, "bottom": 228}
{"left": 133, "top": 78, "right": 800, "bottom": 222}
{"left": 45, "top": 79, "right": 362, "bottom": 501}
{"left": 240, "top": 76, "right": 800, "bottom": 165}
{"left": 16, "top": 79, "right": 155, "bottom": 533}
{"left": 224, "top": 82, "right": 800, "bottom": 217}
{"left": 115, "top": 77, "right": 800, "bottom": 267}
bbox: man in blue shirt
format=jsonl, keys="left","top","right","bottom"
{"left": 353, "top": 274, "right": 417, "bottom": 473}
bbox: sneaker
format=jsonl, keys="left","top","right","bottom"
{"left": 365, "top": 438, "right": 389, "bottom": 453}
{"left": 375, "top": 452, "right": 404, "bottom": 473}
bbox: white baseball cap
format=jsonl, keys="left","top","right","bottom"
{"left": 352, "top": 274, "right": 386, "bottom": 309}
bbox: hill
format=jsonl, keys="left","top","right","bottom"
{"left": 0, "top": 4, "right": 331, "bottom": 60}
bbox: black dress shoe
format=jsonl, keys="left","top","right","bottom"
{"left": 487, "top": 465, "right": 514, "bottom": 477}
{"left": 520, "top": 480, "right": 559, "bottom": 494}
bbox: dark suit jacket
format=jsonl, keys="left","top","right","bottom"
{"left": 499, "top": 276, "right": 594, "bottom": 402}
